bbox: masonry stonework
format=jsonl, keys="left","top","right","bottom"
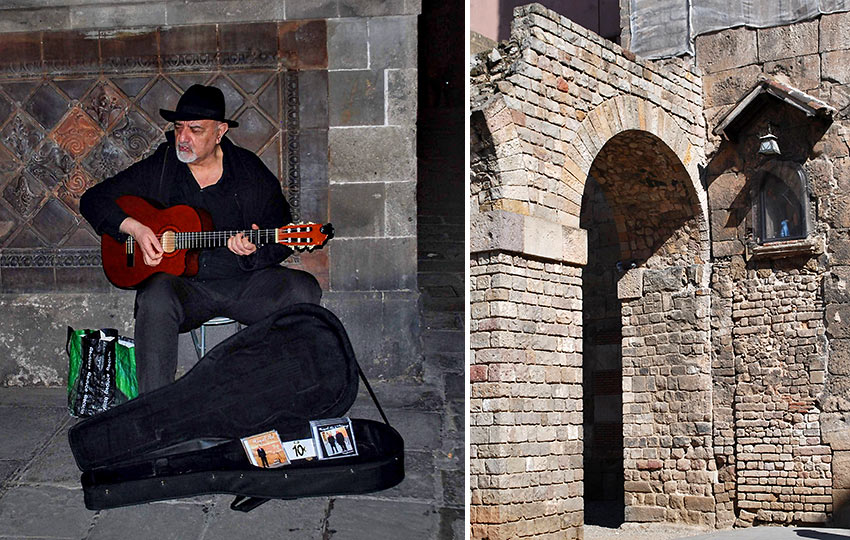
{"left": 472, "top": 2, "right": 850, "bottom": 537}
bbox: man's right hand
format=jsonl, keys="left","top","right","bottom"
{"left": 119, "top": 217, "right": 164, "bottom": 266}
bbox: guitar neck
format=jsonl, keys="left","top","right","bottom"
{"left": 174, "top": 229, "right": 281, "bottom": 249}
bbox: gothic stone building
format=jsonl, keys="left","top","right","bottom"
{"left": 471, "top": 3, "right": 850, "bottom": 538}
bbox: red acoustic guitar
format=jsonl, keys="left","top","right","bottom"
{"left": 101, "top": 195, "right": 333, "bottom": 289}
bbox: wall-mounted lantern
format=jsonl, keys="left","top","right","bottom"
{"left": 758, "top": 132, "right": 780, "bottom": 156}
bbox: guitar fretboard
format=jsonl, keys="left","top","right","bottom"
{"left": 125, "top": 225, "right": 320, "bottom": 253}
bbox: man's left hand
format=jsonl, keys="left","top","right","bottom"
{"left": 227, "top": 224, "right": 259, "bottom": 256}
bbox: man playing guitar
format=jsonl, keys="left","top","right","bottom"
{"left": 80, "top": 84, "right": 322, "bottom": 394}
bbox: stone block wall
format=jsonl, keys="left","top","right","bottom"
{"left": 696, "top": 12, "right": 850, "bottom": 526}
{"left": 470, "top": 250, "right": 583, "bottom": 540}
{"left": 471, "top": 4, "right": 709, "bottom": 537}
{"left": 0, "top": 0, "right": 421, "bottom": 387}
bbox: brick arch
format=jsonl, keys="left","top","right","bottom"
{"left": 563, "top": 95, "right": 710, "bottom": 262}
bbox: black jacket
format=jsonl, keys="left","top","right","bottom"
{"left": 80, "top": 132, "right": 293, "bottom": 279}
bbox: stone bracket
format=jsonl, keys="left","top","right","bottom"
{"left": 470, "top": 209, "right": 587, "bottom": 265}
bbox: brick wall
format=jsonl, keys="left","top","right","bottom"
{"left": 470, "top": 250, "right": 583, "bottom": 540}
{"left": 697, "top": 12, "right": 850, "bottom": 526}
{"left": 471, "top": 4, "right": 708, "bottom": 537}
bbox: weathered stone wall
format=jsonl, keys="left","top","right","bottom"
{"left": 696, "top": 12, "right": 850, "bottom": 526}
{"left": 470, "top": 251, "right": 584, "bottom": 540}
{"left": 471, "top": 4, "right": 708, "bottom": 537}
{"left": 0, "top": 0, "right": 421, "bottom": 388}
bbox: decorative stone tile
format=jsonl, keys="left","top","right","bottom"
{"left": 51, "top": 107, "right": 100, "bottom": 160}
{"left": 160, "top": 25, "right": 218, "bottom": 72}
{"left": 25, "top": 84, "right": 69, "bottom": 131}
{"left": 58, "top": 167, "right": 96, "bottom": 211}
{"left": 210, "top": 76, "right": 245, "bottom": 119}
{"left": 170, "top": 73, "right": 215, "bottom": 92}
{"left": 0, "top": 32, "right": 42, "bottom": 76}
{"left": 220, "top": 23, "right": 278, "bottom": 67}
{"left": 81, "top": 138, "right": 133, "bottom": 182}
{"left": 1, "top": 81, "right": 37, "bottom": 105}
{"left": 3, "top": 172, "right": 44, "bottom": 218}
{"left": 110, "top": 109, "right": 161, "bottom": 160}
{"left": 111, "top": 77, "right": 151, "bottom": 98}
{"left": 43, "top": 31, "right": 100, "bottom": 74}
{"left": 256, "top": 74, "right": 280, "bottom": 118}
{"left": 0, "top": 144, "right": 19, "bottom": 175}
{"left": 138, "top": 78, "right": 182, "bottom": 127}
{"left": 62, "top": 225, "right": 99, "bottom": 248}
{"left": 31, "top": 198, "right": 76, "bottom": 246}
{"left": 55, "top": 79, "right": 96, "bottom": 102}
{"left": 228, "top": 107, "right": 275, "bottom": 153}
{"left": 230, "top": 71, "right": 274, "bottom": 95}
{"left": 0, "top": 203, "right": 18, "bottom": 245}
{"left": 25, "top": 138, "right": 74, "bottom": 189}
{"left": 100, "top": 31, "right": 158, "bottom": 73}
{"left": 7, "top": 226, "right": 47, "bottom": 248}
{"left": 279, "top": 21, "right": 328, "bottom": 70}
{"left": 1, "top": 113, "right": 44, "bottom": 161}
{"left": 83, "top": 82, "right": 129, "bottom": 130}
{"left": 0, "top": 92, "right": 12, "bottom": 124}
{"left": 258, "top": 135, "right": 280, "bottom": 179}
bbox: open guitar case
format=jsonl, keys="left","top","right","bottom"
{"left": 67, "top": 303, "right": 404, "bottom": 511}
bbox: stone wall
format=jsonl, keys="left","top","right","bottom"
{"left": 0, "top": 0, "right": 421, "bottom": 388}
{"left": 470, "top": 250, "right": 584, "bottom": 540}
{"left": 470, "top": 4, "right": 708, "bottom": 537}
{"left": 696, "top": 12, "right": 850, "bottom": 526}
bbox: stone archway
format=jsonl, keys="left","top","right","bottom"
{"left": 569, "top": 98, "right": 716, "bottom": 527}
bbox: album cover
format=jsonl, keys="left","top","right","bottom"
{"left": 240, "top": 429, "right": 290, "bottom": 468}
{"left": 310, "top": 417, "right": 358, "bottom": 460}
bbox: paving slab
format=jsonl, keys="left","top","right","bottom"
{"left": 0, "top": 403, "right": 66, "bottom": 461}
{"left": 326, "top": 498, "right": 438, "bottom": 540}
{"left": 202, "top": 496, "right": 328, "bottom": 539}
{"left": 682, "top": 527, "right": 850, "bottom": 539}
{"left": 89, "top": 500, "right": 208, "bottom": 540}
{"left": 0, "top": 460, "right": 24, "bottom": 486}
{"left": 0, "top": 386, "right": 65, "bottom": 407}
{"left": 0, "top": 485, "right": 94, "bottom": 539}
{"left": 17, "top": 418, "right": 78, "bottom": 486}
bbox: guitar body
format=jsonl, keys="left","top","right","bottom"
{"left": 101, "top": 196, "right": 213, "bottom": 289}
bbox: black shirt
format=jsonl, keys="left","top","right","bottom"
{"left": 80, "top": 132, "right": 293, "bottom": 280}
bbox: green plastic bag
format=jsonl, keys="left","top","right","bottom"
{"left": 67, "top": 327, "right": 138, "bottom": 417}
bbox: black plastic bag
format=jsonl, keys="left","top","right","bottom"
{"left": 67, "top": 328, "right": 137, "bottom": 417}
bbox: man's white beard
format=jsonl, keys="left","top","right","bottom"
{"left": 176, "top": 147, "right": 197, "bottom": 163}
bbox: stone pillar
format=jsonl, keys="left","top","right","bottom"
{"left": 470, "top": 211, "right": 587, "bottom": 539}
{"left": 619, "top": 265, "right": 716, "bottom": 527}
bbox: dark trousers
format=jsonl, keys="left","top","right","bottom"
{"left": 134, "top": 266, "right": 322, "bottom": 393}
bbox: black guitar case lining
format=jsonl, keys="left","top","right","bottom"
{"left": 68, "top": 304, "right": 404, "bottom": 511}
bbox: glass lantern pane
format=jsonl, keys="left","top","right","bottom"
{"left": 762, "top": 172, "right": 805, "bottom": 242}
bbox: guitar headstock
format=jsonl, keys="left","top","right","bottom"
{"left": 277, "top": 223, "right": 334, "bottom": 251}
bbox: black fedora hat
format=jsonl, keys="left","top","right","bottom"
{"left": 160, "top": 84, "right": 239, "bottom": 127}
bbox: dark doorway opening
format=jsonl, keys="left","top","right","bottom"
{"left": 580, "top": 174, "right": 625, "bottom": 527}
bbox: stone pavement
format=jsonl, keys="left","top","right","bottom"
{"left": 0, "top": 385, "right": 448, "bottom": 540}
{"left": 0, "top": 213, "right": 464, "bottom": 540}
{"left": 586, "top": 522, "right": 850, "bottom": 540}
